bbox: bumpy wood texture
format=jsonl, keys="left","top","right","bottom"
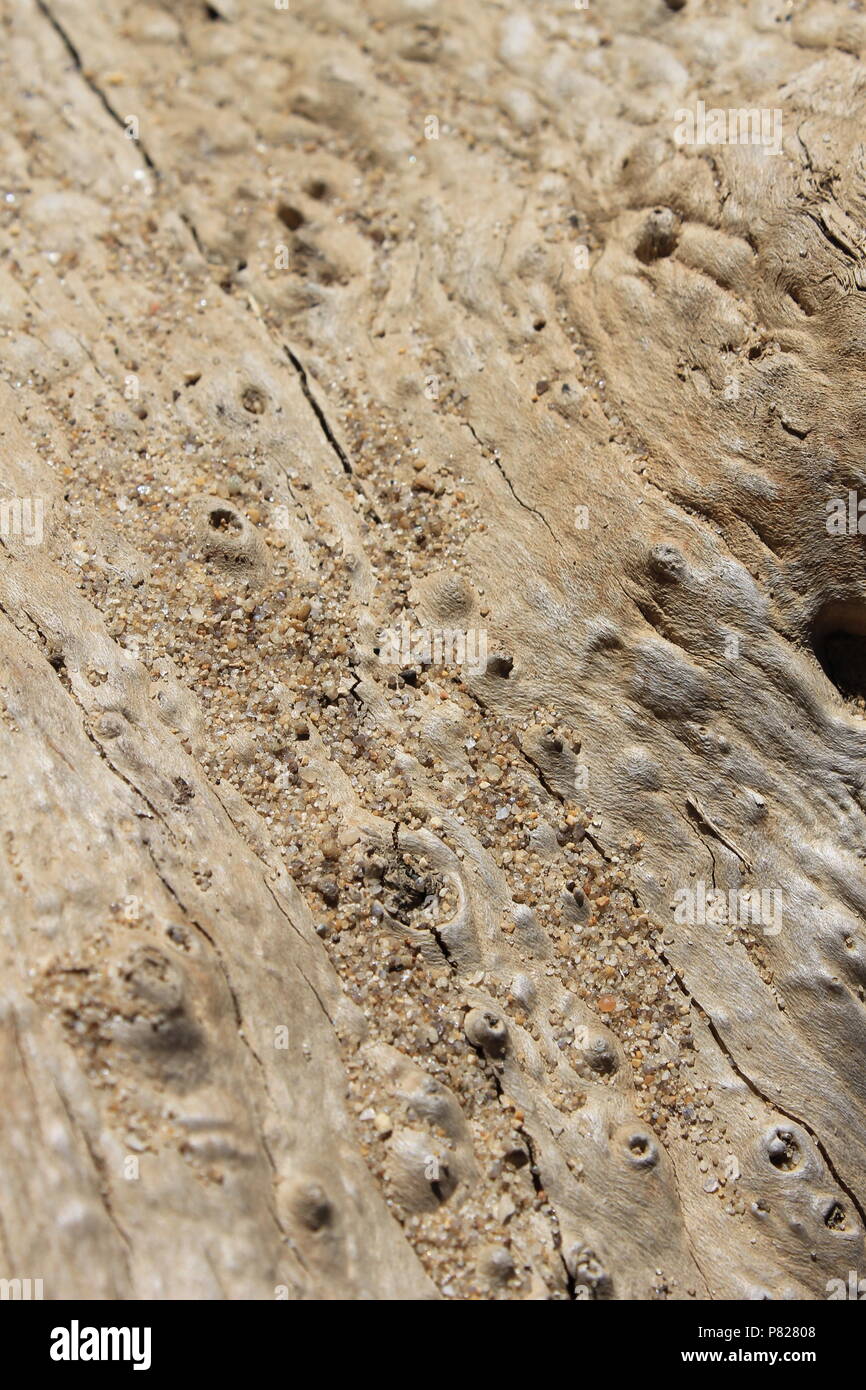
{"left": 3, "top": 0, "right": 866, "bottom": 1300}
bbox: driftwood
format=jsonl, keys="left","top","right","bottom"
{"left": 3, "top": 0, "right": 866, "bottom": 1300}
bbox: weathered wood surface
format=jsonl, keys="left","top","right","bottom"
{"left": 3, "top": 0, "right": 866, "bottom": 1299}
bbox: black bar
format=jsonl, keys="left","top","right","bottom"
{"left": 2, "top": 1297, "right": 854, "bottom": 1375}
